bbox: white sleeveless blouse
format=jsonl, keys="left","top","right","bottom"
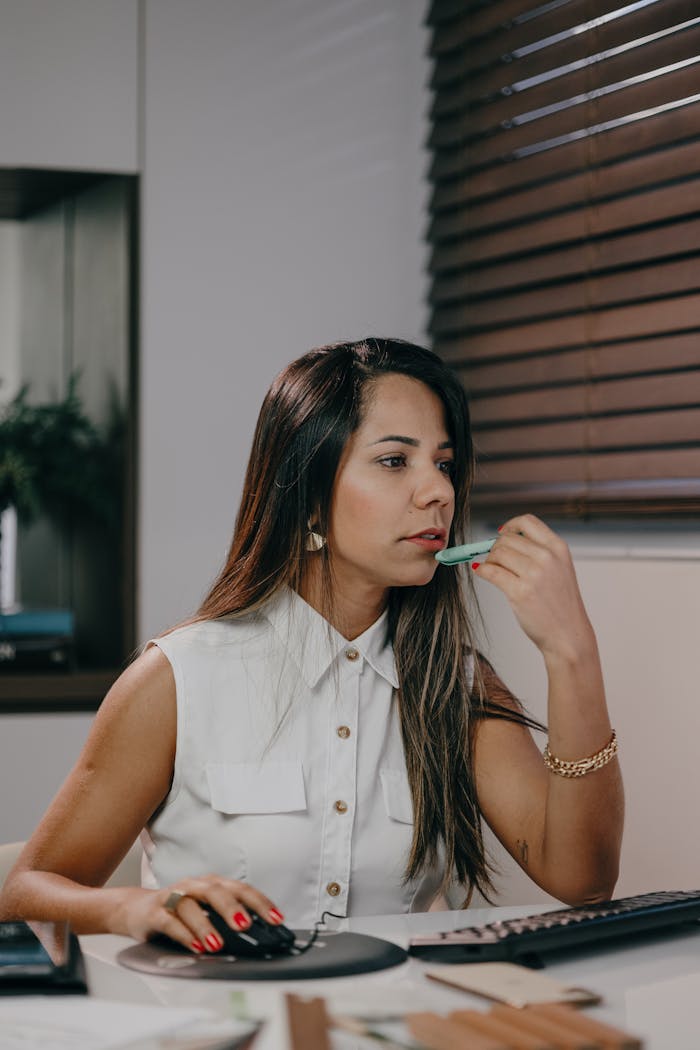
{"left": 141, "top": 588, "right": 446, "bottom": 926}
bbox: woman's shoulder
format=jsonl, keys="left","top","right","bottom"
{"left": 151, "top": 608, "right": 272, "bottom": 659}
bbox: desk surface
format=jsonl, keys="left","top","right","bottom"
{"left": 79, "top": 904, "right": 700, "bottom": 1048}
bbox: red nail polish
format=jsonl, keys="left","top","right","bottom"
{"left": 191, "top": 939, "right": 205, "bottom": 953}
{"left": 497, "top": 525, "right": 504, "bottom": 532}
{"left": 471, "top": 561, "right": 480, "bottom": 570}
{"left": 269, "top": 907, "right": 285, "bottom": 924}
{"left": 233, "top": 911, "right": 250, "bottom": 929}
{"left": 205, "top": 932, "right": 223, "bottom": 951}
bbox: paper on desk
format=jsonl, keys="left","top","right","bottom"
{"left": 241, "top": 977, "right": 457, "bottom": 1022}
{"left": 0, "top": 997, "right": 254, "bottom": 1050}
{"left": 425, "top": 961, "right": 600, "bottom": 1007}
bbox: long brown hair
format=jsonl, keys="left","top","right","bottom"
{"left": 196, "top": 338, "right": 538, "bottom": 902}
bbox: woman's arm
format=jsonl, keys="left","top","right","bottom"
{"left": 0, "top": 647, "right": 284, "bottom": 949}
{"left": 472, "top": 514, "right": 624, "bottom": 905}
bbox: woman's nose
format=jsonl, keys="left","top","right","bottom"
{"left": 414, "top": 467, "right": 454, "bottom": 508}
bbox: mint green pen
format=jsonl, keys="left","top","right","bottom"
{"left": 434, "top": 537, "right": 496, "bottom": 565}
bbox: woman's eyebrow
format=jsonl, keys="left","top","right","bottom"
{"left": 368, "top": 435, "right": 453, "bottom": 449}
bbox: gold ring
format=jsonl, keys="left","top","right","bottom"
{"left": 163, "top": 890, "right": 188, "bottom": 914}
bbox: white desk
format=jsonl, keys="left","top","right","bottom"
{"left": 79, "top": 905, "right": 700, "bottom": 1048}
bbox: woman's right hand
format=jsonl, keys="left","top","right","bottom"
{"left": 117, "top": 876, "right": 286, "bottom": 953}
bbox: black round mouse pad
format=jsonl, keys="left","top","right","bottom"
{"left": 118, "top": 929, "right": 407, "bottom": 980}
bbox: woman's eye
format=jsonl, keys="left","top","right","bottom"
{"left": 438, "top": 460, "right": 455, "bottom": 476}
{"left": 378, "top": 454, "right": 406, "bottom": 469}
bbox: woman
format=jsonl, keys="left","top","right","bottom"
{"left": 0, "top": 338, "right": 623, "bottom": 955}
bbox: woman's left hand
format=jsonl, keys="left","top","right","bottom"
{"left": 472, "top": 514, "right": 594, "bottom": 662}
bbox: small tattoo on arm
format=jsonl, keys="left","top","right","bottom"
{"left": 516, "top": 839, "right": 529, "bottom": 866}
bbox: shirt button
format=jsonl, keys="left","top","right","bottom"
{"left": 334, "top": 800, "right": 348, "bottom": 814}
{"left": 326, "top": 882, "right": 341, "bottom": 897}
{"left": 337, "top": 725, "right": 351, "bottom": 739}
{"left": 344, "top": 647, "right": 359, "bottom": 662}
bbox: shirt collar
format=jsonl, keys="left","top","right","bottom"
{"left": 355, "top": 608, "right": 399, "bottom": 689}
{"left": 263, "top": 587, "right": 399, "bottom": 690}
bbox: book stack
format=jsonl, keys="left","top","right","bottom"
{"left": 0, "top": 608, "right": 75, "bottom": 671}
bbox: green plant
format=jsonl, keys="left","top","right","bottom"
{"left": 0, "top": 374, "right": 123, "bottom": 531}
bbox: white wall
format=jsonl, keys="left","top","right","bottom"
{"left": 0, "top": 714, "right": 94, "bottom": 843}
{"left": 0, "top": 0, "right": 138, "bottom": 171}
{"left": 139, "top": 0, "right": 430, "bottom": 639}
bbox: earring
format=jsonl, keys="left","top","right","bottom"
{"left": 305, "top": 521, "right": 326, "bottom": 552}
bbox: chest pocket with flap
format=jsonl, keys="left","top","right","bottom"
{"left": 206, "top": 761, "right": 307, "bottom": 815}
{"left": 379, "top": 768, "right": 414, "bottom": 825}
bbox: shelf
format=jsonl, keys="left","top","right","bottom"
{"left": 0, "top": 670, "right": 120, "bottom": 713}
{"left": 1, "top": 171, "right": 138, "bottom": 700}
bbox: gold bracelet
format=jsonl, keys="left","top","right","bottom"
{"left": 543, "top": 730, "right": 618, "bottom": 778}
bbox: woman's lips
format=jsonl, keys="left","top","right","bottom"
{"left": 404, "top": 532, "right": 447, "bottom": 553}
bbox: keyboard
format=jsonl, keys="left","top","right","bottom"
{"left": 408, "top": 889, "right": 700, "bottom": 966}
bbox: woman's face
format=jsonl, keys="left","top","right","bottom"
{"left": 327, "top": 373, "right": 456, "bottom": 604}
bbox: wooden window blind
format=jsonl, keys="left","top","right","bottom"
{"left": 427, "top": 0, "right": 700, "bottom": 516}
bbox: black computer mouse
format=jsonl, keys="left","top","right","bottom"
{"left": 202, "top": 905, "right": 296, "bottom": 958}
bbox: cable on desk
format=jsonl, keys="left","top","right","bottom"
{"left": 291, "top": 911, "right": 345, "bottom": 955}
